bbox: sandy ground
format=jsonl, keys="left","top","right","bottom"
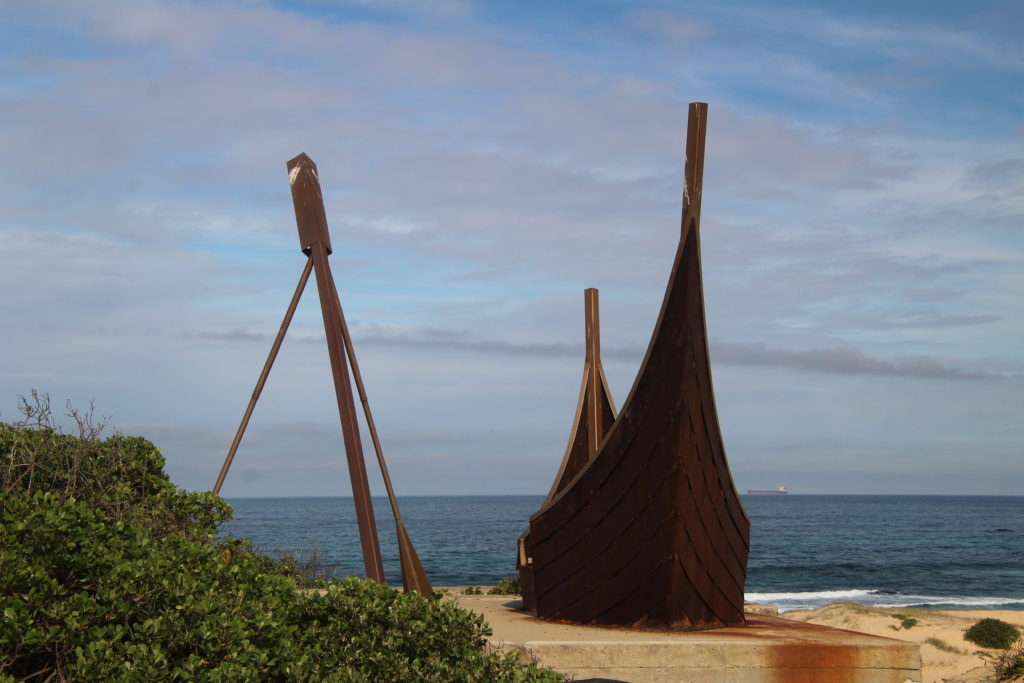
{"left": 780, "top": 603, "right": 1024, "bottom": 683}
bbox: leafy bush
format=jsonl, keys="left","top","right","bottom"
{"left": 464, "top": 586, "right": 483, "bottom": 595}
{"left": 296, "top": 579, "right": 560, "bottom": 681}
{"left": 259, "top": 542, "right": 335, "bottom": 588}
{"left": 1, "top": 491, "right": 561, "bottom": 681}
{"left": 965, "top": 618, "right": 1022, "bottom": 650}
{"left": 489, "top": 577, "right": 521, "bottom": 595}
{"left": 890, "top": 613, "right": 918, "bottom": 631}
{"left": 0, "top": 401, "right": 563, "bottom": 682}
{"left": 1, "top": 392, "right": 231, "bottom": 540}
{"left": 2, "top": 491, "right": 291, "bottom": 680}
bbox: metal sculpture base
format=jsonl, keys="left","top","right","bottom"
{"left": 459, "top": 596, "right": 922, "bottom": 683}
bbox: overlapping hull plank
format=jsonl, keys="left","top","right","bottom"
{"left": 519, "top": 288, "right": 616, "bottom": 610}
{"left": 548, "top": 356, "right": 615, "bottom": 498}
{"left": 524, "top": 103, "right": 750, "bottom": 630}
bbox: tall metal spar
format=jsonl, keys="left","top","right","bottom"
{"left": 213, "top": 153, "right": 432, "bottom": 594}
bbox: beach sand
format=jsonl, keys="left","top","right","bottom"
{"left": 780, "top": 603, "right": 1024, "bottom": 683}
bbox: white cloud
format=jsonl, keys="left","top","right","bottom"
{"left": 2, "top": 0, "right": 1022, "bottom": 495}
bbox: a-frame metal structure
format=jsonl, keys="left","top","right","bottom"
{"left": 213, "top": 153, "right": 431, "bottom": 594}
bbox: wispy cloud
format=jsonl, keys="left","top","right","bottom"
{"left": 2, "top": 0, "right": 1022, "bottom": 494}
{"left": 201, "top": 319, "right": 1004, "bottom": 382}
{"left": 713, "top": 342, "right": 1002, "bottom": 381}
{"left": 727, "top": 4, "right": 1024, "bottom": 72}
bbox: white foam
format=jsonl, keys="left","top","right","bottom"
{"left": 875, "top": 595, "right": 1024, "bottom": 608}
{"left": 745, "top": 589, "right": 1024, "bottom": 613}
{"left": 746, "top": 589, "right": 874, "bottom": 603}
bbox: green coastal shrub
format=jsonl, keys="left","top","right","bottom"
{"left": 489, "top": 577, "right": 522, "bottom": 595}
{"left": 889, "top": 613, "right": 918, "bottom": 631}
{"left": 1, "top": 402, "right": 563, "bottom": 682}
{"left": 1, "top": 393, "right": 231, "bottom": 541}
{"left": 965, "top": 618, "right": 1022, "bottom": 650}
{"left": 1, "top": 491, "right": 290, "bottom": 680}
{"left": 1, "top": 492, "right": 560, "bottom": 681}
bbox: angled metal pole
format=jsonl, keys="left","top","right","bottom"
{"left": 214, "top": 258, "right": 313, "bottom": 495}
{"left": 329, "top": 280, "right": 433, "bottom": 594}
{"left": 288, "top": 153, "right": 385, "bottom": 582}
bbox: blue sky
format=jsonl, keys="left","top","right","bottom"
{"left": 1, "top": 0, "right": 1022, "bottom": 496}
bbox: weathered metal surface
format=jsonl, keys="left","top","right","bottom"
{"left": 583, "top": 288, "right": 605, "bottom": 463}
{"left": 331, "top": 277, "right": 433, "bottom": 595}
{"left": 548, "top": 288, "right": 617, "bottom": 499}
{"left": 287, "top": 153, "right": 333, "bottom": 255}
{"left": 519, "top": 288, "right": 616, "bottom": 610}
{"left": 213, "top": 153, "right": 433, "bottom": 592}
{"left": 308, "top": 237, "right": 386, "bottom": 582}
{"left": 522, "top": 103, "right": 751, "bottom": 630}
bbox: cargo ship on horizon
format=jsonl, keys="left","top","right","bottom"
{"left": 746, "top": 486, "right": 788, "bottom": 495}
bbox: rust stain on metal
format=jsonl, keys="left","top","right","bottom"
{"left": 212, "top": 152, "right": 431, "bottom": 593}
{"left": 521, "top": 103, "right": 751, "bottom": 630}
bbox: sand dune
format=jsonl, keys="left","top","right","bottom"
{"left": 781, "top": 603, "right": 1024, "bottom": 683}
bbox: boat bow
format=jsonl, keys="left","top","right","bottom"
{"left": 522, "top": 103, "right": 751, "bottom": 630}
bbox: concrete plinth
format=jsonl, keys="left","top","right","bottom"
{"left": 456, "top": 595, "right": 921, "bottom": 683}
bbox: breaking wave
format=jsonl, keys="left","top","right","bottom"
{"left": 745, "top": 589, "right": 1024, "bottom": 613}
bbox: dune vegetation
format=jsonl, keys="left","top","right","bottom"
{"left": 1, "top": 393, "right": 561, "bottom": 682}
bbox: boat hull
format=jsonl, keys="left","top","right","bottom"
{"left": 522, "top": 103, "right": 750, "bottom": 630}
{"left": 519, "top": 289, "right": 616, "bottom": 611}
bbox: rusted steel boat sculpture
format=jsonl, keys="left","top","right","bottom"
{"left": 520, "top": 103, "right": 750, "bottom": 630}
{"left": 518, "top": 287, "right": 616, "bottom": 609}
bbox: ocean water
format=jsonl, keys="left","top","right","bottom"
{"left": 222, "top": 494, "right": 1024, "bottom": 613}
